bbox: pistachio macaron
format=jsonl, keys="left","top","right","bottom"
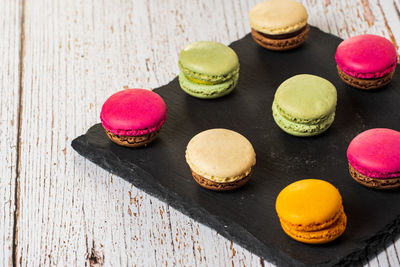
{"left": 178, "top": 41, "right": 240, "bottom": 99}
{"left": 185, "top": 129, "right": 256, "bottom": 191}
{"left": 276, "top": 179, "right": 347, "bottom": 244}
{"left": 249, "top": 0, "right": 310, "bottom": 50}
{"left": 272, "top": 74, "right": 337, "bottom": 136}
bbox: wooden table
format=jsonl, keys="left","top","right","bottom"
{"left": 2, "top": 0, "right": 400, "bottom": 266}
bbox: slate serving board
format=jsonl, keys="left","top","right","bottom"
{"left": 72, "top": 27, "right": 400, "bottom": 266}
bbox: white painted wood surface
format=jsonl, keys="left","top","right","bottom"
{"left": 1, "top": 0, "right": 400, "bottom": 266}
{"left": 0, "top": 1, "right": 21, "bottom": 266}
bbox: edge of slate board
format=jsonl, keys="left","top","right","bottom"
{"left": 71, "top": 27, "right": 400, "bottom": 266}
{"left": 72, "top": 123, "right": 400, "bottom": 266}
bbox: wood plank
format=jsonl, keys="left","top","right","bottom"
{"left": 16, "top": 0, "right": 264, "bottom": 265}
{"left": 0, "top": 1, "right": 22, "bottom": 266}
{"left": 15, "top": 0, "right": 400, "bottom": 266}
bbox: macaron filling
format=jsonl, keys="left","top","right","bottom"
{"left": 186, "top": 76, "right": 218, "bottom": 85}
{"left": 273, "top": 101, "right": 334, "bottom": 125}
{"left": 251, "top": 21, "right": 307, "bottom": 36}
{"left": 348, "top": 161, "right": 400, "bottom": 179}
{"left": 186, "top": 155, "right": 254, "bottom": 183}
{"left": 254, "top": 25, "right": 308, "bottom": 40}
{"left": 101, "top": 116, "right": 166, "bottom": 137}
{"left": 179, "top": 72, "right": 238, "bottom": 98}
{"left": 280, "top": 211, "right": 347, "bottom": 243}
{"left": 272, "top": 101, "right": 335, "bottom": 135}
{"left": 336, "top": 61, "right": 396, "bottom": 80}
{"left": 279, "top": 206, "right": 344, "bottom": 232}
{"left": 178, "top": 61, "right": 240, "bottom": 84}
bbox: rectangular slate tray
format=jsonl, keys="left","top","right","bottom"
{"left": 71, "top": 27, "right": 400, "bottom": 266}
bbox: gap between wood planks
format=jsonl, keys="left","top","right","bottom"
{"left": 12, "top": 0, "right": 25, "bottom": 266}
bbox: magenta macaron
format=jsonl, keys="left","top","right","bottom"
{"left": 100, "top": 89, "right": 167, "bottom": 147}
{"left": 347, "top": 128, "right": 400, "bottom": 189}
{"left": 335, "top": 34, "right": 398, "bottom": 90}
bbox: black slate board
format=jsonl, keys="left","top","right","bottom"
{"left": 72, "top": 27, "right": 400, "bottom": 266}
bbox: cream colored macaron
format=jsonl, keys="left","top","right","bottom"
{"left": 249, "top": 0, "right": 309, "bottom": 50}
{"left": 185, "top": 129, "right": 256, "bottom": 191}
{"left": 249, "top": 0, "right": 308, "bottom": 34}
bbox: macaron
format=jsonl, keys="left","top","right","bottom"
{"left": 272, "top": 74, "right": 337, "bottom": 137}
{"left": 178, "top": 41, "right": 239, "bottom": 99}
{"left": 249, "top": 0, "right": 309, "bottom": 51}
{"left": 100, "top": 89, "right": 167, "bottom": 147}
{"left": 335, "top": 34, "right": 398, "bottom": 90}
{"left": 275, "top": 179, "right": 347, "bottom": 244}
{"left": 185, "top": 129, "right": 256, "bottom": 191}
{"left": 347, "top": 128, "right": 400, "bottom": 189}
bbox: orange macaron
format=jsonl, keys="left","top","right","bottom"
{"left": 275, "top": 179, "right": 347, "bottom": 244}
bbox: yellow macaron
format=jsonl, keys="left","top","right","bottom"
{"left": 275, "top": 179, "right": 347, "bottom": 244}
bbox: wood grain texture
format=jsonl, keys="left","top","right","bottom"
{"left": 0, "top": 1, "right": 21, "bottom": 266}
{"left": 9, "top": 0, "right": 400, "bottom": 266}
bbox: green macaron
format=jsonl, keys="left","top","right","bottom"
{"left": 272, "top": 74, "right": 337, "bottom": 137}
{"left": 178, "top": 41, "right": 239, "bottom": 99}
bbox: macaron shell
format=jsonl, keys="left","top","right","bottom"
{"left": 347, "top": 128, "right": 400, "bottom": 178}
{"left": 100, "top": 89, "right": 167, "bottom": 136}
{"left": 335, "top": 34, "right": 397, "bottom": 79}
{"left": 276, "top": 179, "right": 342, "bottom": 226}
{"left": 280, "top": 206, "right": 344, "bottom": 232}
{"left": 179, "top": 41, "right": 239, "bottom": 79}
{"left": 250, "top": 25, "right": 310, "bottom": 51}
{"left": 104, "top": 128, "right": 161, "bottom": 147}
{"left": 280, "top": 210, "right": 347, "bottom": 244}
{"left": 179, "top": 72, "right": 238, "bottom": 99}
{"left": 249, "top": 0, "right": 308, "bottom": 35}
{"left": 185, "top": 129, "right": 256, "bottom": 182}
{"left": 274, "top": 74, "right": 337, "bottom": 121}
{"left": 349, "top": 164, "right": 400, "bottom": 189}
{"left": 191, "top": 169, "right": 252, "bottom": 191}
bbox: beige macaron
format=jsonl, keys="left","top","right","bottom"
{"left": 249, "top": 0, "right": 309, "bottom": 50}
{"left": 185, "top": 128, "right": 256, "bottom": 191}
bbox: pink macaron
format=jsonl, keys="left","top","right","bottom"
{"left": 100, "top": 89, "right": 167, "bottom": 147}
{"left": 347, "top": 128, "right": 400, "bottom": 189}
{"left": 335, "top": 34, "right": 397, "bottom": 90}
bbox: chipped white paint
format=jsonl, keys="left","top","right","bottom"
{"left": 1, "top": 0, "right": 399, "bottom": 266}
